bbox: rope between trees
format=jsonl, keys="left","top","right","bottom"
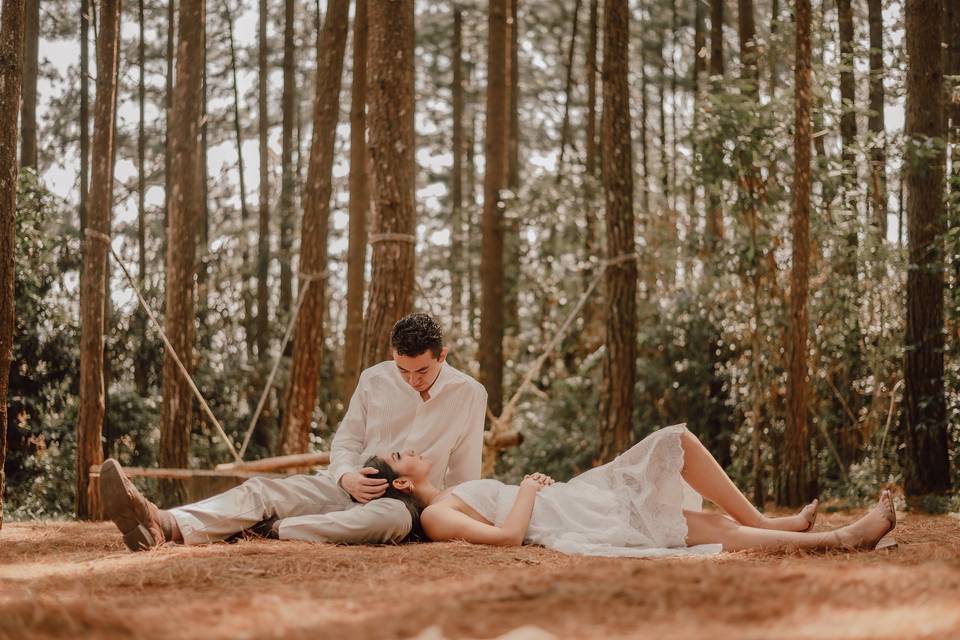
{"left": 369, "top": 233, "right": 416, "bottom": 245}
{"left": 85, "top": 228, "right": 243, "bottom": 464}
{"left": 237, "top": 269, "right": 327, "bottom": 459}
{"left": 486, "top": 252, "right": 640, "bottom": 440}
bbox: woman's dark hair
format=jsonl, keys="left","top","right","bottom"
{"left": 363, "top": 455, "right": 425, "bottom": 542}
{"left": 390, "top": 313, "right": 443, "bottom": 358}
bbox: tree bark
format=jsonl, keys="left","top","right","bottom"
{"left": 344, "top": 0, "right": 368, "bottom": 400}
{"left": 479, "top": 0, "right": 507, "bottom": 420}
{"left": 738, "top": 0, "right": 765, "bottom": 507}
{"left": 783, "top": 0, "right": 815, "bottom": 507}
{"left": 903, "top": 0, "right": 950, "bottom": 497}
{"left": 503, "top": 0, "right": 520, "bottom": 336}
{"left": 945, "top": 0, "right": 960, "bottom": 292}
{"left": 360, "top": 0, "right": 417, "bottom": 369}
{"left": 279, "top": 0, "right": 297, "bottom": 315}
{"left": 0, "top": 0, "right": 25, "bottom": 529}
{"left": 585, "top": 0, "right": 599, "bottom": 178}
{"left": 160, "top": 0, "right": 204, "bottom": 505}
{"left": 163, "top": 0, "right": 174, "bottom": 256}
{"left": 256, "top": 0, "right": 270, "bottom": 363}
{"left": 833, "top": 0, "right": 863, "bottom": 467}
{"left": 280, "top": 0, "right": 349, "bottom": 455}
{"left": 18, "top": 0, "right": 36, "bottom": 168}
{"left": 450, "top": 7, "right": 464, "bottom": 334}
{"left": 556, "top": 0, "right": 582, "bottom": 177}
{"left": 134, "top": 0, "right": 148, "bottom": 397}
{"left": 223, "top": 0, "right": 255, "bottom": 362}
{"left": 598, "top": 0, "right": 636, "bottom": 463}
{"left": 705, "top": 0, "right": 725, "bottom": 251}
{"left": 80, "top": 0, "right": 90, "bottom": 234}
{"left": 76, "top": 0, "right": 121, "bottom": 520}
{"left": 867, "top": 0, "right": 887, "bottom": 237}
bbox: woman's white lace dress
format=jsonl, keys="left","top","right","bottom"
{"left": 451, "top": 424, "right": 723, "bottom": 557}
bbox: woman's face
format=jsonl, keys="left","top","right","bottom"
{"left": 384, "top": 449, "right": 432, "bottom": 484}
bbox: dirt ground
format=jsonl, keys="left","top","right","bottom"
{"left": 1, "top": 509, "right": 959, "bottom": 640}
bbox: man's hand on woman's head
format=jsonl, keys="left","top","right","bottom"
{"left": 340, "top": 467, "right": 389, "bottom": 503}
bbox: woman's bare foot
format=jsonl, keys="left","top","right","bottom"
{"left": 834, "top": 490, "right": 896, "bottom": 550}
{"left": 762, "top": 498, "right": 819, "bottom": 532}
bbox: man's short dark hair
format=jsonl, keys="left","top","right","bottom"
{"left": 390, "top": 313, "right": 444, "bottom": 358}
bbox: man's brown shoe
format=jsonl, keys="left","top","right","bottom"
{"left": 100, "top": 459, "right": 176, "bottom": 551}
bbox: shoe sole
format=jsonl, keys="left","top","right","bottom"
{"left": 100, "top": 459, "right": 157, "bottom": 552}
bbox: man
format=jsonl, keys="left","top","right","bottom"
{"left": 101, "top": 313, "right": 487, "bottom": 550}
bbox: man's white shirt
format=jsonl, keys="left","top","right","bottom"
{"left": 329, "top": 360, "right": 488, "bottom": 489}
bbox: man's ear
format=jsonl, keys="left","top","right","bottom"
{"left": 438, "top": 346, "right": 449, "bottom": 363}
{"left": 392, "top": 478, "right": 414, "bottom": 493}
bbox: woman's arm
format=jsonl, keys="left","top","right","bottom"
{"left": 423, "top": 479, "right": 543, "bottom": 546}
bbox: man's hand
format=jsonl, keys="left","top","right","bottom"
{"left": 339, "top": 468, "right": 389, "bottom": 503}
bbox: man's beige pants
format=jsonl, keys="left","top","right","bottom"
{"left": 168, "top": 471, "right": 412, "bottom": 545}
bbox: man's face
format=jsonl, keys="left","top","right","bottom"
{"left": 393, "top": 347, "right": 448, "bottom": 393}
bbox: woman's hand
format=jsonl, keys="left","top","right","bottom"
{"left": 521, "top": 472, "right": 554, "bottom": 492}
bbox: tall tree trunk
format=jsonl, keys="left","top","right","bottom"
{"left": 833, "top": 0, "right": 863, "bottom": 466}
{"left": 867, "top": 0, "right": 887, "bottom": 237}
{"left": 359, "top": 0, "right": 417, "bottom": 368}
{"left": 466, "top": 96, "right": 479, "bottom": 340}
{"left": 450, "top": 7, "right": 464, "bottom": 334}
{"left": 585, "top": 0, "right": 599, "bottom": 178}
{"left": 19, "top": 0, "right": 36, "bottom": 168}
{"left": 738, "top": 0, "right": 765, "bottom": 507}
{"left": 77, "top": 0, "right": 121, "bottom": 520}
{"left": 256, "top": 0, "right": 270, "bottom": 363}
{"left": 223, "top": 0, "right": 255, "bottom": 361}
{"left": 903, "top": 0, "right": 949, "bottom": 498}
{"left": 0, "top": 0, "right": 25, "bottom": 529}
{"left": 769, "top": 0, "right": 779, "bottom": 98}
{"left": 783, "top": 0, "right": 814, "bottom": 507}
{"left": 503, "top": 0, "right": 520, "bottom": 336}
{"left": 598, "top": 0, "right": 636, "bottom": 463}
{"left": 279, "top": 0, "right": 297, "bottom": 316}
{"left": 163, "top": 0, "right": 174, "bottom": 256}
{"left": 160, "top": 0, "right": 204, "bottom": 505}
{"left": 479, "top": 0, "right": 507, "bottom": 420}
{"left": 705, "top": 0, "right": 725, "bottom": 251}
{"left": 344, "top": 0, "right": 368, "bottom": 399}
{"left": 197, "top": 25, "right": 209, "bottom": 335}
{"left": 134, "top": 0, "right": 148, "bottom": 397}
{"left": 690, "top": 0, "right": 705, "bottom": 222}
{"left": 945, "top": 0, "right": 960, "bottom": 296}
{"left": 80, "top": 0, "right": 90, "bottom": 234}
{"left": 581, "top": 0, "right": 601, "bottom": 352}
{"left": 556, "top": 0, "right": 582, "bottom": 177}
{"left": 280, "top": 0, "right": 349, "bottom": 455}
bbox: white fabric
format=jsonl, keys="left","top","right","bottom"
{"left": 169, "top": 472, "right": 412, "bottom": 545}
{"left": 451, "top": 424, "right": 723, "bottom": 558}
{"left": 329, "top": 360, "right": 488, "bottom": 489}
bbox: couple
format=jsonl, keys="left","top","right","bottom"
{"left": 101, "top": 313, "right": 896, "bottom": 556}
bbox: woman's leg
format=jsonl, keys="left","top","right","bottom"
{"left": 684, "top": 491, "right": 895, "bottom": 552}
{"left": 679, "top": 430, "right": 817, "bottom": 531}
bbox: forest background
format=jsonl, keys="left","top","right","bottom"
{"left": 1, "top": 0, "right": 958, "bottom": 522}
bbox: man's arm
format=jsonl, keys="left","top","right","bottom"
{"left": 328, "top": 376, "right": 368, "bottom": 487}
{"left": 443, "top": 385, "right": 487, "bottom": 487}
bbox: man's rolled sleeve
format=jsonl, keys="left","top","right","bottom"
{"left": 329, "top": 376, "right": 368, "bottom": 486}
{"left": 443, "top": 385, "right": 487, "bottom": 487}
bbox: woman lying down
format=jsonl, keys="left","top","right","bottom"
{"left": 367, "top": 425, "right": 896, "bottom": 557}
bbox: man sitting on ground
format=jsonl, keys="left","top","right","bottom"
{"left": 101, "top": 313, "right": 487, "bottom": 549}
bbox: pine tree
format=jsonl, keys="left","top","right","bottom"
{"left": 77, "top": 0, "right": 122, "bottom": 519}
{"left": 598, "top": 0, "right": 636, "bottom": 463}
{"left": 280, "top": 0, "right": 349, "bottom": 455}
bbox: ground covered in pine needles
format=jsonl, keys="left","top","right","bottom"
{"left": 1, "top": 509, "right": 959, "bottom": 640}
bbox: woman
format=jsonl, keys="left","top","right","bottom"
{"left": 365, "top": 424, "right": 896, "bottom": 556}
